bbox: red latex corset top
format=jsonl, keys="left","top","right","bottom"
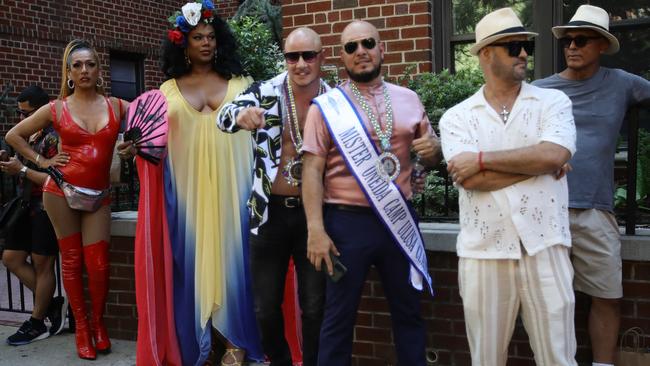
{"left": 44, "top": 97, "right": 120, "bottom": 192}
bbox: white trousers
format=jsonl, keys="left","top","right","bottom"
{"left": 459, "top": 245, "right": 577, "bottom": 366}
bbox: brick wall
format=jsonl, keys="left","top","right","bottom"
{"left": 0, "top": 0, "right": 240, "bottom": 338}
{"left": 281, "top": 0, "right": 433, "bottom": 81}
{"left": 103, "top": 236, "right": 137, "bottom": 340}
{"left": 353, "top": 251, "right": 650, "bottom": 366}
{"left": 0, "top": 0, "right": 240, "bottom": 132}
{"left": 98, "top": 238, "right": 650, "bottom": 364}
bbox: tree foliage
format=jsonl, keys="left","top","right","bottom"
{"left": 229, "top": 16, "right": 284, "bottom": 81}
{"left": 402, "top": 67, "right": 484, "bottom": 131}
{"left": 402, "top": 68, "right": 484, "bottom": 219}
{"left": 452, "top": 0, "right": 532, "bottom": 35}
{"left": 232, "top": 0, "right": 282, "bottom": 47}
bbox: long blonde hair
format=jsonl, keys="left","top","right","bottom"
{"left": 58, "top": 39, "right": 105, "bottom": 99}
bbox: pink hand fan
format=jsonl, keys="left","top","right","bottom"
{"left": 124, "top": 90, "right": 168, "bottom": 165}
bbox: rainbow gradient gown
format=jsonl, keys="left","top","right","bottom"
{"left": 134, "top": 76, "right": 263, "bottom": 366}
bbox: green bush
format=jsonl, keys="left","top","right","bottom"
{"left": 229, "top": 16, "right": 284, "bottom": 81}
{"left": 411, "top": 170, "right": 460, "bottom": 219}
{"left": 232, "top": 0, "right": 282, "bottom": 47}
{"left": 403, "top": 68, "right": 484, "bottom": 131}
{"left": 403, "top": 68, "right": 483, "bottom": 219}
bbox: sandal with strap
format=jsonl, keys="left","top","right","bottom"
{"left": 220, "top": 348, "right": 245, "bottom": 366}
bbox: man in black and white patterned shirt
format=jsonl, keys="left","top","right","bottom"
{"left": 217, "top": 27, "right": 328, "bottom": 366}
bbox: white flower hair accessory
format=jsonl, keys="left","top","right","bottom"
{"left": 167, "top": 0, "right": 216, "bottom": 46}
{"left": 181, "top": 2, "right": 203, "bottom": 26}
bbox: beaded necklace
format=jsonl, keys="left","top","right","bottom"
{"left": 349, "top": 80, "right": 394, "bottom": 151}
{"left": 349, "top": 80, "right": 400, "bottom": 181}
{"left": 282, "top": 76, "right": 325, "bottom": 186}
{"left": 285, "top": 77, "right": 324, "bottom": 152}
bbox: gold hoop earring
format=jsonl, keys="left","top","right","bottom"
{"left": 96, "top": 77, "right": 104, "bottom": 87}
{"left": 67, "top": 79, "right": 74, "bottom": 89}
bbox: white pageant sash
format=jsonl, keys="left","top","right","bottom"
{"left": 313, "top": 87, "right": 432, "bottom": 293}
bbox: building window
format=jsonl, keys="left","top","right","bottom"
{"left": 434, "top": 0, "right": 534, "bottom": 73}
{"left": 109, "top": 52, "right": 144, "bottom": 102}
{"left": 435, "top": 0, "right": 650, "bottom": 78}
{"left": 562, "top": 1, "right": 650, "bottom": 77}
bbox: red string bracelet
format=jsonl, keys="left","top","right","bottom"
{"left": 478, "top": 151, "right": 485, "bottom": 171}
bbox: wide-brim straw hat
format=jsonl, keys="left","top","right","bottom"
{"left": 470, "top": 7, "right": 537, "bottom": 55}
{"left": 552, "top": 4, "right": 619, "bottom": 55}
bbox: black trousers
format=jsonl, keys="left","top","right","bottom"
{"left": 249, "top": 198, "right": 325, "bottom": 366}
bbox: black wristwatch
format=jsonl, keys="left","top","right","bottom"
{"left": 18, "top": 166, "right": 28, "bottom": 179}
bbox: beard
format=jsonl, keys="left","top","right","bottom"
{"left": 346, "top": 63, "right": 382, "bottom": 83}
{"left": 491, "top": 54, "right": 527, "bottom": 82}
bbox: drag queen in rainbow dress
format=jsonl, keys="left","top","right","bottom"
{"left": 121, "top": 2, "right": 263, "bottom": 365}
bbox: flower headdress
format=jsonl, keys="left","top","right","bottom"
{"left": 167, "top": 0, "right": 216, "bottom": 46}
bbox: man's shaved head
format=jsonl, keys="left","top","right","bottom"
{"left": 286, "top": 27, "right": 322, "bottom": 51}
{"left": 340, "top": 21, "right": 380, "bottom": 44}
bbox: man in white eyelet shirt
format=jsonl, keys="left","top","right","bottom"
{"left": 439, "top": 8, "right": 577, "bottom": 366}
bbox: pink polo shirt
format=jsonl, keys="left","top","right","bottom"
{"left": 302, "top": 80, "right": 433, "bottom": 207}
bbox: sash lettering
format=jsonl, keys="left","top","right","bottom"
{"left": 313, "top": 87, "right": 433, "bottom": 293}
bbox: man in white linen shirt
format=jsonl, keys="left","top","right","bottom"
{"left": 439, "top": 8, "right": 577, "bottom": 366}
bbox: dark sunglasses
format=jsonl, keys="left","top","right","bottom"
{"left": 16, "top": 108, "right": 36, "bottom": 118}
{"left": 343, "top": 38, "right": 377, "bottom": 54}
{"left": 558, "top": 35, "right": 602, "bottom": 49}
{"left": 284, "top": 50, "right": 321, "bottom": 64}
{"left": 490, "top": 40, "right": 535, "bottom": 57}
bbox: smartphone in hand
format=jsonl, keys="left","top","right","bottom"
{"left": 329, "top": 252, "right": 347, "bottom": 282}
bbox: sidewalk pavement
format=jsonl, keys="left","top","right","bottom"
{"left": 0, "top": 323, "right": 136, "bottom": 366}
{"left": 0, "top": 323, "right": 269, "bottom": 365}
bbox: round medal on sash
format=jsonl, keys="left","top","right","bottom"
{"left": 282, "top": 156, "right": 303, "bottom": 187}
{"left": 376, "top": 151, "right": 400, "bottom": 181}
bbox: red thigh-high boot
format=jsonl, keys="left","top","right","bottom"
{"left": 83, "top": 240, "right": 111, "bottom": 353}
{"left": 58, "top": 233, "right": 96, "bottom": 360}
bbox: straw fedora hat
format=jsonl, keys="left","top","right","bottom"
{"left": 470, "top": 7, "right": 537, "bottom": 55}
{"left": 552, "top": 5, "right": 619, "bottom": 54}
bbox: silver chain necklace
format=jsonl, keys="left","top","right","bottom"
{"left": 499, "top": 105, "right": 510, "bottom": 123}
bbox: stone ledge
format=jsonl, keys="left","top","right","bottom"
{"left": 109, "top": 212, "right": 650, "bottom": 261}
{"left": 421, "top": 222, "right": 650, "bottom": 261}
{"left": 110, "top": 211, "right": 137, "bottom": 237}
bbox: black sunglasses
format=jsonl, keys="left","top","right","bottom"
{"left": 343, "top": 38, "right": 377, "bottom": 54}
{"left": 284, "top": 50, "right": 321, "bottom": 64}
{"left": 558, "top": 35, "right": 602, "bottom": 49}
{"left": 16, "top": 108, "right": 36, "bottom": 118}
{"left": 490, "top": 40, "right": 535, "bottom": 57}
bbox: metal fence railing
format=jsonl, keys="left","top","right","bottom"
{"left": 411, "top": 106, "right": 650, "bottom": 235}
{"left": 0, "top": 100, "right": 647, "bottom": 315}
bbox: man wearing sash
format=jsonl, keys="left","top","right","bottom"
{"left": 302, "top": 20, "right": 441, "bottom": 366}
{"left": 217, "top": 28, "right": 327, "bottom": 366}
{"left": 439, "top": 9, "right": 577, "bottom": 365}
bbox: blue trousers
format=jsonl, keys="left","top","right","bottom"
{"left": 317, "top": 206, "right": 427, "bottom": 366}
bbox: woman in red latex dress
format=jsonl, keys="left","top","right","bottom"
{"left": 6, "top": 39, "right": 129, "bottom": 360}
